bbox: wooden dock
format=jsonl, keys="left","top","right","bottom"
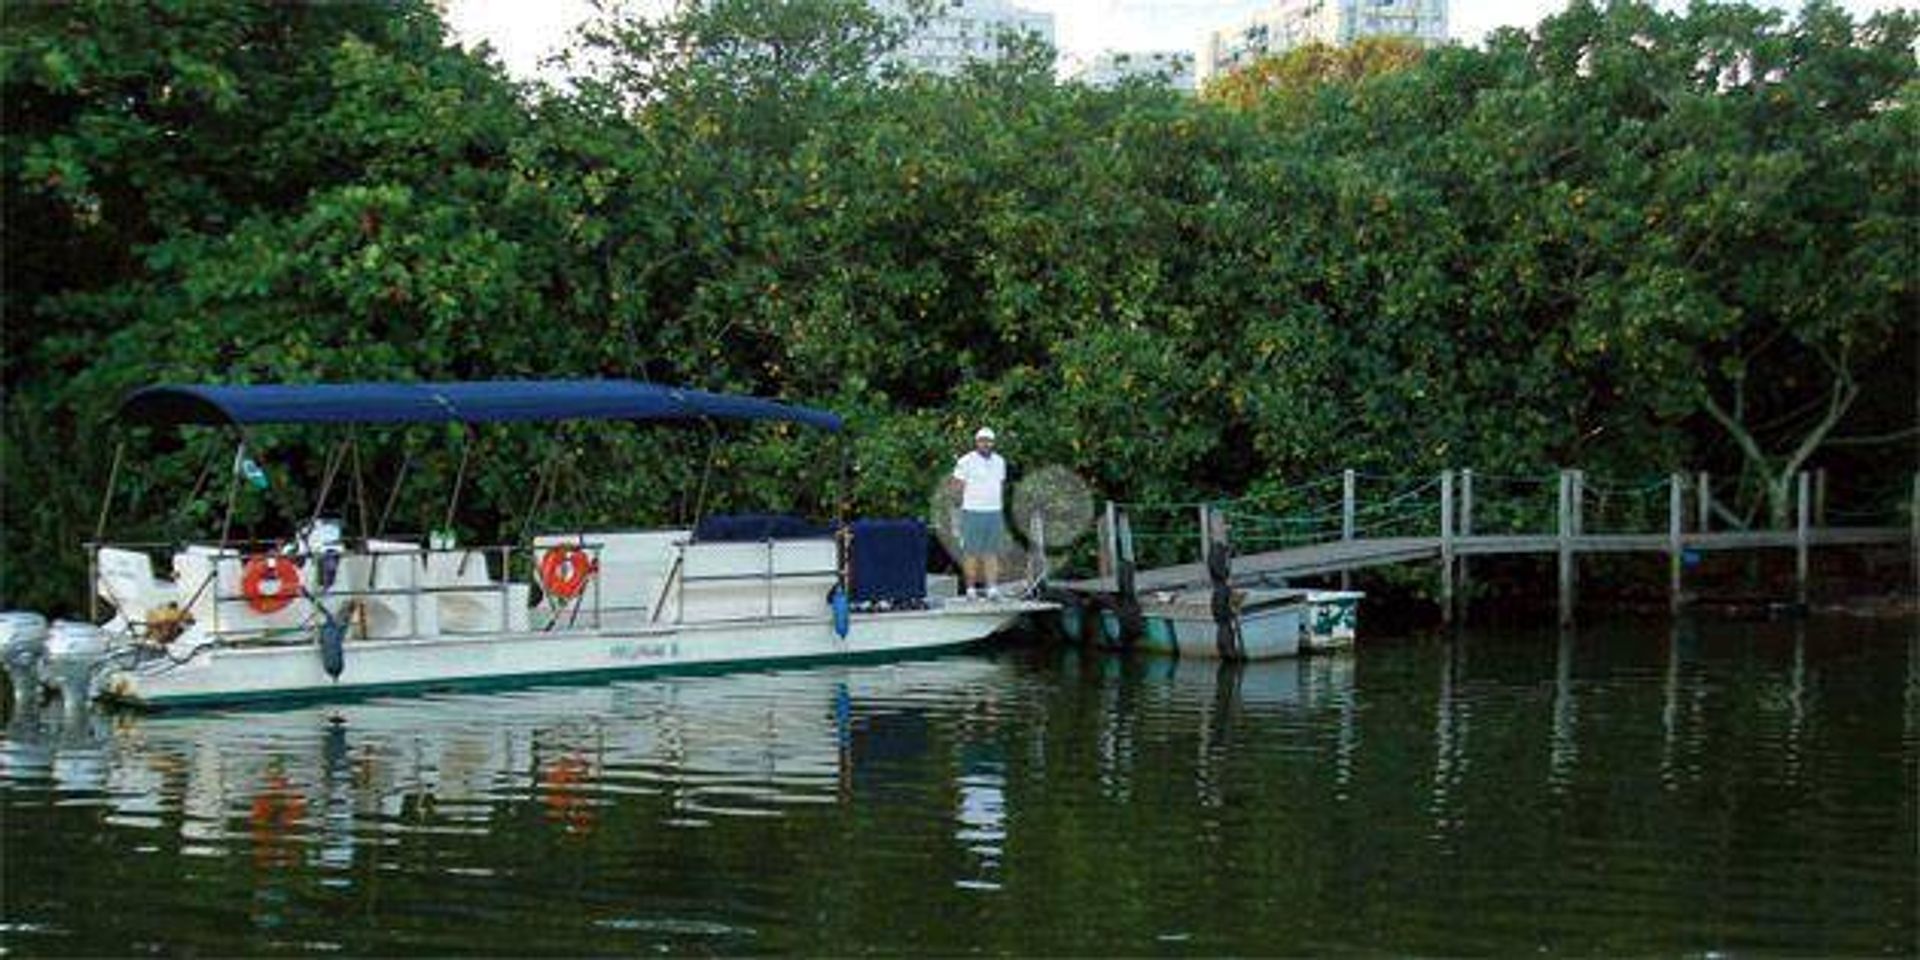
{"left": 1055, "top": 469, "right": 1916, "bottom": 626}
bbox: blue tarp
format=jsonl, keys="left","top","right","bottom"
{"left": 693, "top": 514, "right": 829, "bottom": 542}
{"left": 848, "top": 518, "right": 927, "bottom": 604}
{"left": 117, "top": 380, "right": 844, "bottom": 432}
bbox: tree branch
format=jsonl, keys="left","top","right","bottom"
{"left": 1700, "top": 387, "right": 1772, "bottom": 475}
{"left": 1780, "top": 357, "right": 1857, "bottom": 480}
{"left": 1824, "top": 425, "right": 1920, "bottom": 447}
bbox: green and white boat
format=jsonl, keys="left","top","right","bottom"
{"left": 1057, "top": 587, "right": 1309, "bottom": 661}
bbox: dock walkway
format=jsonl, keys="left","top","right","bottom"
{"left": 1052, "top": 469, "right": 1916, "bottom": 625}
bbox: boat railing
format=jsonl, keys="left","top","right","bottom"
{"left": 84, "top": 539, "right": 607, "bottom": 643}
{"left": 669, "top": 536, "right": 839, "bottom": 624}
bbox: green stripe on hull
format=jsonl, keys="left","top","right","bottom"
{"left": 110, "top": 639, "right": 992, "bottom": 714}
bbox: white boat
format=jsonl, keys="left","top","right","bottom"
{"left": 1058, "top": 587, "right": 1309, "bottom": 660}
{"left": 5, "top": 381, "right": 1048, "bottom": 709}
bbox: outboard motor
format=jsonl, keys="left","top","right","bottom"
{"left": 42, "top": 621, "right": 109, "bottom": 715}
{"left": 0, "top": 612, "right": 49, "bottom": 709}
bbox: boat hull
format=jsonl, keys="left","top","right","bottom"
{"left": 1059, "top": 591, "right": 1306, "bottom": 661}
{"left": 96, "top": 603, "right": 1045, "bottom": 707}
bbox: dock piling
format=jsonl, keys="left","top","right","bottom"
{"left": 1795, "top": 471, "right": 1811, "bottom": 606}
{"left": 1668, "top": 472, "right": 1685, "bottom": 615}
{"left": 1557, "top": 469, "right": 1576, "bottom": 627}
{"left": 1098, "top": 500, "right": 1116, "bottom": 580}
{"left": 1341, "top": 469, "right": 1356, "bottom": 592}
{"left": 1440, "top": 469, "right": 1455, "bottom": 626}
{"left": 1197, "top": 504, "right": 1211, "bottom": 568}
{"left": 1459, "top": 468, "right": 1474, "bottom": 624}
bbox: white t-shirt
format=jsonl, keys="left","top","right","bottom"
{"left": 952, "top": 451, "right": 1007, "bottom": 512}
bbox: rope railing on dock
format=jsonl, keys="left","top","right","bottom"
{"left": 1096, "top": 467, "right": 1913, "bottom": 565}
{"left": 1580, "top": 480, "right": 1669, "bottom": 535}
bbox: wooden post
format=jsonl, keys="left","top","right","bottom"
{"left": 1207, "top": 504, "right": 1231, "bottom": 562}
{"left": 1814, "top": 468, "right": 1828, "bottom": 527}
{"left": 1795, "top": 471, "right": 1811, "bottom": 607}
{"left": 1440, "top": 469, "right": 1455, "bottom": 626}
{"left": 1197, "top": 503, "right": 1211, "bottom": 568}
{"left": 1557, "top": 469, "right": 1576, "bottom": 628}
{"left": 1098, "top": 500, "right": 1116, "bottom": 581}
{"left": 1341, "top": 468, "right": 1356, "bottom": 591}
{"left": 1571, "top": 469, "right": 1585, "bottom": 538}
{"left": 1571, "top": 468, "right": 1585, "bottom": 597}
{"left": 1459, "top": 468, "right": 1474, "bottom": 624}
{"left": 1668, "top": 472, "right": 1685, "bottom": 615}
{"left": 1697, "top": 471, "right": 1711, "bottom": 533}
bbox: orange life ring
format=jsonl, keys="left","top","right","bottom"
{"left": 241, "top": 554, "right": 301, "bottom": 614}
{"left": 539, "top": 547, "right": 595, "bottom": 600}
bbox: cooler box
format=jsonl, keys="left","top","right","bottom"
{"left": 849, "top": 519, "right": 927, "bottom": 604}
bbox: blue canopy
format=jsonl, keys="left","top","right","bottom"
{"left": 118, "top": 380, "right": 844, "bottom": 433}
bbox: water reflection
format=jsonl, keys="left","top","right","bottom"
{"left": 1430, "top": 639, "right": 1468, "bottom": 841}
{"left": 2, "top": 622, "right": 1912, "bottom": 957}
{"left": 1, "top": 658, "right": 1013, "bottom": 872}
{"left": 1548, "top": 628, "right": 1580, "bottom": 794}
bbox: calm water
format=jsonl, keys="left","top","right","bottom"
{"left": 2, "top": 617, "right": 1915, "bottom": 955}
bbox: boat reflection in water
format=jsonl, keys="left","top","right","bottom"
{"left": 0, "top": 656, "right": 1036, "bottom": 863}
{"left": 1, "top": 645, "right": 1358, "bottom": 854}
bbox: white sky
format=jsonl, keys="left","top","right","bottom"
{"left": 446, "top": 0, "right": 1912, "bottom": 80}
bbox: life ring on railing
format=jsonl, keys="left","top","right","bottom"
{"left": 539, "top": 547, "right": 595, "bottom": 600}
{"left": 241, "top": 555, "right": 302, "bottom": 614}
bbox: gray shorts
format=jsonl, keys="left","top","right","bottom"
{"left": 960, "top": 510, "right": 1005, "bottom": 556}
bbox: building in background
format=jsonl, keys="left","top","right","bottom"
{"left": 873, "top": 0, "right": 1056, "bottom": 76}
{"left": 1067, "top": 50, "right": 1197, "bottom": 92}
{"left": 1199, "top": 0, "right": 1447, "bottom": 85}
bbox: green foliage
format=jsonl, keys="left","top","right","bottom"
{"left": 1201, "top": 36, "right": 1427, "bottom": 111}
{"left": 2, "top": 0, "right": 1913, "bottom": 613}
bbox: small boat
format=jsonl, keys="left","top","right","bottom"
{"left": 1056, "top": 587, "right": 1310, "bottom": 660}
{"left": 4, "top": 380, "right": 1049, "bottom": 709}
{"left": 1300, "top": 590, "right": 1363, "bottom": 652}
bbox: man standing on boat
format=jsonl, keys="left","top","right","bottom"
{"left": 950, "top": 427, "right": 1008, "bottom": 600}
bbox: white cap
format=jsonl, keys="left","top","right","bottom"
{"left": 974, "top": 427, "right": 996, "bottom": 441}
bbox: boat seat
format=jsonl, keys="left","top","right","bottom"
{"left": 351, "top": 539, "right": 436, "bottom": 639}
{"left": 94, "top": 547, "right": 179, "bottom": 627}
{"left": 423, "top": 549, "right": 530, "bottom": 634}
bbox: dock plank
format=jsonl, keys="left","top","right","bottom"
{"left": 1055, "top": 526, "right": 1908, "bottom": 593}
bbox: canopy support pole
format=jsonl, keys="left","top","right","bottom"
{"left": 217, "top": 434, "right": 249, "bottom": 550}
{"left": 690, "top": 418, "right": 720, "bottom": 528}
{"left": 440, "top": 427, "right": 475, "bottom": 539}
{"left": 92, "top": 440, "right": 126, "bottom": 543}
{"left": 305, "top": 438, "right": 350, "bottom": 539}
{"left": 349, "top": 431, "right": 374, "bottom": 543}
{"left": 375, "top": 446, "right": 412, "bottom": 539}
